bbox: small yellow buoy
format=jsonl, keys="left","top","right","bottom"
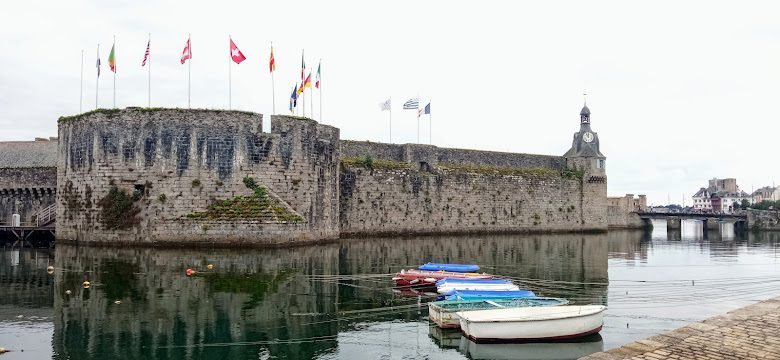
{"left": 65, "top": 290, "right": 72, "bottom": 295}
{"left": 0, "top": 346, "right": 8, "bottom": 353}
{"left": 46, "top": 266, "right": 54, "bottom": 274}
{"left": 207, "top": 264, "right": 214, "bottom": 270}
{"left": 82, "top": 281, "right": 91, "bottom": 289}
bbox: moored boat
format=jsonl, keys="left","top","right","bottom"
{"left": 392, "top": 269, "right": 493, "bottom": 287}
{"left": 436, "top": 278, "right": 520, "bottom": 294}
{"left": 457, "top": 305, "right": 607, "bottom": 342}
{"left": 444, "top": 289, "right": 536, "bottom": 300}
{"left": 428, "top": 297, "right": 569, "bottom": 328}
{"left": 419, "top": 262, "right": 480, "bottom": 273}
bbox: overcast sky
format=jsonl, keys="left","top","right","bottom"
{"left": 1, "top": 1, "right": 778, "bottom": 205}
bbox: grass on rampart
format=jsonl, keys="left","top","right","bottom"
{"left": 57, "top": 107, "right": 258, "bottom": 124}
{"left": 341, "top": 156, "right": 410, "bottom": 170}
{"left": 439, "top": 163, "right": 561, "bottom": 177}
{"left": 185, "top": 177, "right": 304, "bottom": 222}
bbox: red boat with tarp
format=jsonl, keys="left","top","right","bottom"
{"left": 392, "top": 269, "right": 493, "bottom": 287}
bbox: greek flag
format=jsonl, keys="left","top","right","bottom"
{"left": 403, "top": 98, "right": 419, "bottom": 109}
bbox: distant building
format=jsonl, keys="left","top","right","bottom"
{"left": 691, "top": 178, "right": 750, "bottom": 213}
{"left": 752, "top": 186, "right": 779, "bottom": 203}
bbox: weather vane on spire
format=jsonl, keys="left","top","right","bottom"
{"left": 583, "top": 90, "right": 588, "bottom": 105}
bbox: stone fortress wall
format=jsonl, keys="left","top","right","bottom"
{"left": 607, "top": 194, "right": 648, "bottom": 229}
{"left": 48, "top": 107, "right": 613, "bottom": 245}
{"left": 56, "top": 109, "right": 340, "bottom": 245}
{"left": 0, "top": 139, "right": 58, "bottom": 225}
{"left": 338, "top": 140, "right": 607, "bottom": 236}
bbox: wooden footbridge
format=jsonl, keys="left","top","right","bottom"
{"left": 0, "top": 203, "right": 56, "bottom": 247}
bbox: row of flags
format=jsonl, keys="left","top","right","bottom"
{"left": 86, "top": 35, "right": 323, "bottom": 118}
{"left": 379, "top": 97, "right": 432, "bottom": 144}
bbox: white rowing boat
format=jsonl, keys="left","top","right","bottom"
{"left": 436, "top": 278, "right": 520, "bottom": 294}
{"left": 456, "top": 305, "right": 606, "bottom": 342}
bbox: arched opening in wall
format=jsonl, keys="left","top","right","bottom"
{"left": 419, "top": 161, "right": 432, "bottom": 172}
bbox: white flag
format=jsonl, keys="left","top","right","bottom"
{"left": 380, "top": 98, "right": 391, "bottom": 111}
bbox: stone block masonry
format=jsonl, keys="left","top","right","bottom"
{"left": 0, "top": 140, "right": 58, "bottom": 225}
{"left": 56, "top": 109, "right": 339, "bottom": 245}
{"left": 50, "top": 107, "right": 609, "bottom": 246}
{"left": 339, "top": 164, "right": 607, "bottom": 236}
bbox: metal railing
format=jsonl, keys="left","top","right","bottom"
{"left": 35, "top": 203, "right": 57, "bottom": 226}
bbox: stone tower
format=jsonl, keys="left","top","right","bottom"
{"left": 564, "top": 104, "right": 608, "bottom": 229}
{"left": 564, "top": 104, "right": 606, "bottom": 175}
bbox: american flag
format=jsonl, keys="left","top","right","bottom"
{"left": 141, "top": 40, "right": 150, "bottom": 66}
{"left": 403, "top": 98, "right": 418, "bottom": 110}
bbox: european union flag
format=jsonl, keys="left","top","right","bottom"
{"left": 424, "top": 102, "right": 431, "bottom": 115}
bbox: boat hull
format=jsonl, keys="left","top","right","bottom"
{"left": 419, "top": 262, "right": 480, "bottom": 272}
{"left": 457, "top": 305, "right": 606, "bottom": 342}
{"left": 437, "top": 284, "right": 520, "bottom": 294}
{"left": 429, "top": 298, "right": 569, "bottom": 329}
{"left": 393, "top": 269, "right": 492, "bottom": 287}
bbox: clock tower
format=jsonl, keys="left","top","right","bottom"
{"left": 564, "top": 104, "right": 606, "bottom": 176}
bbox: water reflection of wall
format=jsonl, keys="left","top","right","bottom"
{"left": 52, "top": 244, "right": 341, "bottom": 360}
{"left": 0, "top": 249, "right": 54, "bottom": 309}
{"left": 606, "top": 230, "right": 647, "bottom": 261}
{"left": 339, "top": 234, "right": 610, "bottom": 303}
{"left": 51, "top": 234, "right": 615, "bottom": 359}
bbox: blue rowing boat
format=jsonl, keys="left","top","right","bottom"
{"left": 444, "top": 289, "right": 537, "bottom": 300}
{"left": 419, "top": 262, "right": 480, "bottom": 273}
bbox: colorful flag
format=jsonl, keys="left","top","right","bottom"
{"left": 269, "top": 45, "right": 276, "bottom": 72}
{"left": 230, "top": 38, "right": 246, "bottom": 64}
{"left": 300, "top": 51, "right": 305, "bottom": 82}
{"left": 141, "top": 40, "right": 150, "bottom": 66}
{"left": 297, "top": 82, "right": 304, "bottom": 95}
{"left": 403, "top": 98, "right": 419, "bottom": 109}
{"left": 108, "top": 43, "right": 116, "bottom": 73}
{"left": 315, "top": 61, "right": 321, "bottom": 88}
{"left": 304, "top": 72, "right": 312, "bottom": 88}
{"left": 181, "top": 37, "right": 192, "bottom": 64}
{"left": 424, "top": 102, "right": 431, "bottom": 115}
{"left": 290, "top": 84, "right": 298, "bottom": 112}
{"left": 380, "top": 99, "right": 391, "bottom": 111}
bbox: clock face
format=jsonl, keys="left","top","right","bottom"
{"left": 583, "top": 132, "right": 594, "bottom": 143}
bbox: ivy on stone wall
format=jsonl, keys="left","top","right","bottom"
{"left": 97, "top": 186, "right": 141, "bottom": 230}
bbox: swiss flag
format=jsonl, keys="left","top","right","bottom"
{"left": 230, "top": 39, "right": 246, "bottom": 64}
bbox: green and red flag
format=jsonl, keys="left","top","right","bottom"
{"left": 108, "top": 43, "right": 116, "bottom": 73}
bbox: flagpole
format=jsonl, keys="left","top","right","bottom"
{"left": 302, "top": 50, "right": 305, "bottom": 118}
{"left": 79, "top": 49, "right": 84, "bottom": 113}
{"left": 188, "top": 34, "right": 191, "bottom": 109}
{"left": 429, "top": 106, "right": 432, "bottom": 145}
{"left": 148, "top": 33, "right": 151, "bottom": 107}
{"left": 95, "top": 44, "right": 99, "bottom": 109}
{"left": 319, "top": 60, "right": 323, "bottom": 123}
{"left": 390, "top": 97, "right": 392, "bottom": 143}
{"left": 271, "top": 42, "right": 276, "bottom": 115}
{"left": 417, "top": 93, "right": 420, "bottom": 144}
{"left": 229, "top": 35, "right": 232, "bottom": 110}
{"left": 112, "top": 35, "right": 116, "bottom": 109}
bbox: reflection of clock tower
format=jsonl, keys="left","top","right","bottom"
{"left": 564, "top": 104, "right": 606, "bottom": 176}
{"left": 564, "top": 103, "right": 607, "bottom": 230}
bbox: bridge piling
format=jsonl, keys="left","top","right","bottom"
{"left": 666, "top": 218, "right": 682, "bottom": 231}
{"left": 705, "top": 218, "right": 720, "bottom": 231}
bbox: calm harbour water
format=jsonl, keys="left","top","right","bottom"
{"left": 2, "top": 220, "right": 780, "bottom": 360}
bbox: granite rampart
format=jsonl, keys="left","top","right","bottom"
{"left": 56, "top": 109, "right": 339, "bottom": 245}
